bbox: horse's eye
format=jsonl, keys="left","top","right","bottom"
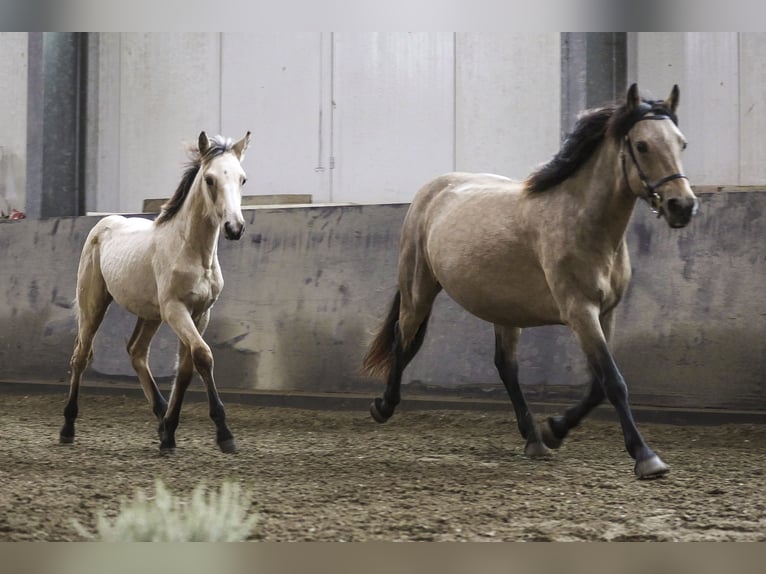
{"left": 242, "top": 177, "right": 247, "bottom": 186}
{"left": 636, "top": 141, "right": 649, "bottom": 153}
{"left": 682, "top": 142, "right": 688, "bottom": 151}
{"left": 205, "top": 176, "right": 215, "bottom": 187}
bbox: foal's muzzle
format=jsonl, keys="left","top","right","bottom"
{"left": 663, "top": 196, "right": 697, "bottom": 228}
{"left": 224, "top": 221, "right": 245, "bottom": 240}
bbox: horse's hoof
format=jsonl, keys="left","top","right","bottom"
{"left": 634, "top": 455, "right": 670, "bottom": 479}
{"left": 524, "top": 440, "right": 553, "bottom": 459}
{"left": 541, "top": 419, "right": 564, "bottom": 449}
{"left": 159, "top": 441, "right": 176, "bottom": 455}
{"left": 218, "top": 438, "right": 238, "bottom": 454}
{"left": 370, "top": 398, "right": 391, "bottom": 424}
{"left": 59, "top": 434, "right": 75, "bottom": 445}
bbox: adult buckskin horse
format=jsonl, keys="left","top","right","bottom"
{"left": 362, "top": 84, "right": 697, "bottom": 479}
{"left": 60, "top": 132, "right": 250, "bottom": 454}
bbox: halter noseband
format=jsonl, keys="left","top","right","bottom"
{"left": 620, "top": 113, "right": 688, "bottom": 217}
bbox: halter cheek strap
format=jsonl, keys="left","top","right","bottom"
{"left": 621, "top": 114, "right": 688, "bottom": 217}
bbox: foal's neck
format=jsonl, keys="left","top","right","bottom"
{"left": 172, "top": 180, "right": 221, "bottom": 268}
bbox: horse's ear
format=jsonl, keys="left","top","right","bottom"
{"left": 232, "top": 131, "right": 251, "bottom": 162}
{"left": 198, "top": 131, "right": 211, "bottom": 156}
{"left": 626, "top": 83, "right": 641, "bottom": 111}
{"left": 664, "top": 84, "right": 680, "bottom": 113}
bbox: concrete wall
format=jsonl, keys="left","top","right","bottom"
{"left": 1, "top": 191, "right": 764, "bottom": 412}
{"left": 0, "top": 32, "right": 27, "bottom": 217}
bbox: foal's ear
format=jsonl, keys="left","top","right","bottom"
{"left": 664, "top": 84, "right": 680, "bottom": 113}
{"left": 626, "top": 83, "right": 641, "bottom": 111}
{"left": 198, "top": 131, "right": 211, "bottom": 156}
{"left": 232, "top": 131, "right": 251, "bottom": 161}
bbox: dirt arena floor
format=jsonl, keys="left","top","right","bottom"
{"left": 1, "top": 392, "right": 764, "bottom": 541}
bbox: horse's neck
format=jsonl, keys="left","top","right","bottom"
{"left": 169, "top": 185, "right": 221, "bottom": 267}
{"left": 571, "top": 143, "right": 637, "bottom": 249}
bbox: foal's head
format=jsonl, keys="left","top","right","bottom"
{"left": 612, "top": 84, "right": 697, "bottom": 228}
{"left": 198, "top": 131, "right": 250, "bottom": 239}
{"left": 156, "top": 131, "right": 251, "bottom": 239}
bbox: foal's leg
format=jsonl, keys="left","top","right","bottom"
{"left": 566, "top": 305, "right": 668, "bottom": 479}
{"left": 160, "top": 306, "right": 235, "bottom": 453}
{"left": 370, "top": 261, "right": 441, "bottom": 422}
{"left": 541, "top": 310, "right": 613, "bottom": 449}
{"left": 493, "top": 325, "right": 551, "bottom": 458}
{"left": 60, "top": 272, "right": 112, "bottom": 443}
{"left": 126, "top": 318, "right": 168, "bottom": 421}
{"left": 158, "top": 340, "right": 194, "bottom": 452}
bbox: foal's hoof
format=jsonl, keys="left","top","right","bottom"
{"left": 524, "top": 440, "right": 553, "bottom": 459}
{"left": 370, "top": 398, "right": 391, "bottom": 424}
{"left": 634, "top": 455, "right": 670, "bottom": 479}
{"left": 541, "top": 418, "right": 565, "bottom": 449}
{"left": 59, "top": 434, "right": 75, "bottom": 445}
{"left": 218, "top": 438, "right": 239, "bottom": 454}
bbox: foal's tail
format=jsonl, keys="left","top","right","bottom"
{"left": 361, "top": 291, "right": 401, "bottom": 381}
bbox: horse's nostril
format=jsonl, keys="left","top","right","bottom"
{"left": 666, "top": 198, "right": 681, "bottom": 213}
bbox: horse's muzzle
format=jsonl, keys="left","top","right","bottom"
{"left": 224, "top": 221, "right": 245, "bottom": 240}
{"left": 664, "top": 197, "right": 697, "bottom": 228}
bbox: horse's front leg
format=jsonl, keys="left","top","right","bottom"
{"left": 541, "top": 309, "right": 614, "bottom": 448}
{"left": 565, "top": 304, "right": 669, "bottom": 479}
{"left": 161, "top": 304, "right": 236, "bottom": 453}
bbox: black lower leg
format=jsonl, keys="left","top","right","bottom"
{"left": 60, "top": 397, "right": 79, "bottom": 442}
{"left": 159, "top": 411, "right": 179, "bottom": 451}
{"left": 546, "top": 376, "right": 605, "bottom": 443}
{"left": 208, "top": 393, "right": 233, "bottom": 445}
{"left": 591, "top": 349, "right": 654, "bottom": 462}
{"left": 151, "top": 388, "right": 169, "bottom": 420}
{"left": 494, "top": 356, "right": 532, "bottom": 439}
{"left": 373, "top": 318, "right": 428, "bottom": 422}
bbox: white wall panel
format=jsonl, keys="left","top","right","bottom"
{"left": 740, "top": 33, "right": 766, "bottom": 185}
{"left": 455, "top": 33, "right": 561, "bottom": 179}
{"left": 331, "top": 33, "right": 455, "bottom": 204}
{"left": 118, "top": 33, "right": 221, "bottom": 213}
{"left": 221, "top": 33, "right": 331, "bottom": 201}
{"left": 0, "top": 33, "right": 27, "bottom": 216}
{"left": 636, "top": 32, "right": 740, "bottom": 185}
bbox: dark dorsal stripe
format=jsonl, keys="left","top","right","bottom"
{"left": 155, "top": 135, "right": 234, "bottom": 225}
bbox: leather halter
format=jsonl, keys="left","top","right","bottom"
{"left": 620, "top": 114, "right": 688, "bottom": 217}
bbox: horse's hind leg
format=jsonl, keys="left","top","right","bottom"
{"left": 60, "top": 265, "right": 112, "bottom": 443}
{"left": 126, "top": 318, "right": 167, "bottom": 422}
{"left": 493, "top": 325, "right": 551, "bottom": 458}
{"left": 368, "top": 266, "right": 441, "bottom": 423}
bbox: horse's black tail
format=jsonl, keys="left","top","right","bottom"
{"left": 361, "top": 291, "right": 401, "bottom": 381}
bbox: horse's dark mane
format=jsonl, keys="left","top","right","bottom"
{"left": 155, "top": 135, "right": 234, "bottom": 224}
{"left": 524, "top": 97, "right": 677, "bottom": 194}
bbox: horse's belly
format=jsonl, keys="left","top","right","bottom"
{"left": 441, "top": 276, "right": 563, "bottom": 328}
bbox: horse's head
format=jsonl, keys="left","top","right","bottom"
{"left": 620, "top": 84, "right": 697, "bottom": 229}
{"left": 199, "top": 131, "right": 250, "bottom": 240}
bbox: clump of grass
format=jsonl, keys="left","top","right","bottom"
{"left": 72, "top": 479, "right": 257, "bottom": 542}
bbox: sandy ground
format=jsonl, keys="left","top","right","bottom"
{"left": 1, "top": 392, "right": 764, "bottom": 541}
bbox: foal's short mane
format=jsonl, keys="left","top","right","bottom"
{"left": 155, "top": 135, "right": 234, "bottom": 224}
{"left": 524, "top": 98, "right": 678, "bottom": 194}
